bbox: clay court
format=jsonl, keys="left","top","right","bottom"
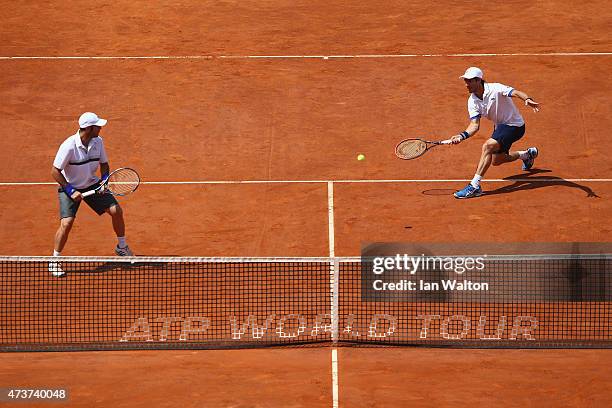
{"left": 1, "top": 0, "right": 612, "bottom": 406}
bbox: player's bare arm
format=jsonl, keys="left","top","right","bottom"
{"left": 511, "top": 89, "right": 540, "bottom": 112}
{"left": 100, "top": 162, "right": 110, "bottom": 178}
{"left": 450, "top": 117, "right": 481, "bottom": 144}
{"left": 51, "top": 166, "right": 82, "bottom": 202}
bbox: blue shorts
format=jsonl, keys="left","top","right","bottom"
{"left": 491, "top": 124, "right": 525, "bottom": 154}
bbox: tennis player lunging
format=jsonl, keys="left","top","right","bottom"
{"left": 49, "top": 112, "right": 134, "bottom": 277}
{"left": 451, "top": 67, "right": 540, "bottom": 199}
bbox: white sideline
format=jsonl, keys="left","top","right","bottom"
{"left": 0, "top": 52, "right": 611, "bottom": 60}
{"left": 0, "top": 178, "right": 611, "bottom": 187}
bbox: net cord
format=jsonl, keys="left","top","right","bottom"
{"left": 2, "top": 254, "right": 611, "bottom": 263}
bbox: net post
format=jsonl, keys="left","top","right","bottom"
{"left": 331, "top": 258, "right": 340, "bottom": 343}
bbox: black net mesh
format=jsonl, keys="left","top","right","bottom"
{"left": 1, "top": 256, "right": 610, "bottom": 351}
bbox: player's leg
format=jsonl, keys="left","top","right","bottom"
{"left": 50, "top": 189, "right": 80, "bottom": 277}
{"left": 106, "top": 204, "right": 127, "bottom": 240}
{"left": 109, "top": 205, "right": 133, "bottom": 256}
{"left": 54, "top": 217, "right": 75, "bottom": 253}
{"left": 454, "top": 138, "right": 501, "bottom": 199}
{"left": 491, "top": 124, "right": 537, "bottom": 170}
{"left": 492, "top": 148, "right": 538, "bottom": 168}
{"left": 492, "top": 152, "right": 520, "bottom": 166}
{"left": 475, "top": 138, "right": 502, "bottom": 176}
{"left": 85, "top": 193, "right": 134, "bottom": 256}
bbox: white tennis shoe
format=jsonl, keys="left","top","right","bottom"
{"left": 115, "top": 245, "right": 134, "bottom": 256}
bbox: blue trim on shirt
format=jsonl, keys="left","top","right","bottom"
{"left": 469, "top": 114, "right": 481, "bottom": 120}
{"left": 508, "top": 89, "right": 514, "bottom": 96}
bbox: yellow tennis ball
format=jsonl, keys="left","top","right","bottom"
{"left": 357, "top": 154, "right": 365, "bottom": 161}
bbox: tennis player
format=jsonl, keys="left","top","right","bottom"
{"left": 49, "top": 112, "right": 134, "bottom": 277}
{"left": 451, "top": 67, "right": 540, "bottom": 199}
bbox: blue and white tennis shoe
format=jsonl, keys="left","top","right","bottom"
{"left": 522, "top": 147, "right": 538, "bottom": 170}
{"left": 454, "top": 184, "right": 483, "bottom": 199}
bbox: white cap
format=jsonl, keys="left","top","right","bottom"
{"left": 78, "top": 112, "right": 107, "bottom": 128}
{"left": 460, "top": 67, "right": 484, "bottom": 80}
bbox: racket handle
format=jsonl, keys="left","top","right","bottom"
{"left": 440, "top": 139, "right": 452, "bottom": 145}
{"left": 81, "top": 190, "right": 96, "bottom": 198}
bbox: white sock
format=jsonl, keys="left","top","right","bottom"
{"left": 518, "top": 150, "right": 529, "bottom": 160}
{"left": 53, "top": 250, "right": 61, "bottom": 257}
{"left": 117, "top": 237, "right": 127, "bottom": 248}
{"left": 470, "top": 175, "right": 482, "bottom": 188}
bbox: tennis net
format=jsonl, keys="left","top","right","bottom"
{"left": 1, "top": 255, "right": 611, "bottom": 351}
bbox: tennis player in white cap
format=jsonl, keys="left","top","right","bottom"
{"left": 49, "top": 112, "right": 134, "bottom": 277}
{"left": 450, "top": 67, "right": 540, "bottom": 199}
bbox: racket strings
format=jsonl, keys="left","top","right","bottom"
{"left": 107, "top": 169, "right": 140, "bottom": 195}
{"left": 396, "top": 140, "right": 427, "bottom": 159}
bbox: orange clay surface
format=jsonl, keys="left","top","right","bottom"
{"left": 1, "top": 0, "right": 611, "bottom": 406}
{"left": 1, "top": 349, "right": 612, "bottom": 407}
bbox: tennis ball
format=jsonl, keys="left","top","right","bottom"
{"left": 357, "top": 154, "right": 365, "bottom": 161}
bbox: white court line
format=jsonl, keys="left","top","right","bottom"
{"left": 1, "top": 178, "right": 611, "bottom": 186}
{"left": 327, "top": 181, "right": 340, "bottom": 408}
{"left": 0, "top": 56, "right": 214, "bottom": 60}
{"left": 220, "top": 52, "right": 612, "bottom": 59}
{"left": 332, "top": 348, "right": 339, "bottom": 408}
{"left": 145, "top": 178, "right": 612, "bottom": 184}
{"left": 327, "top": 182, "right": 336, "bottom": 257}
{"left": 0, "top": 52, "right": 611, "bottom": 60}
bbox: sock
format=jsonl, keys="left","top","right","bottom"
{"left": 518, "top": 150, "right": 529, "bottom": 160}
{"left": 470, "top": 175, "right": 482, "bottom": 188}
{"left": 117, "top": 237, "right": 127, "bottom": 248}
{"left": 53, "top": 250, "right": 61, "bottom": 257}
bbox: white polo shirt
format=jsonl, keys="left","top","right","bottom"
{"left": 468, "top": 82, "right": 524, "bottom": 126}
{"left": 53, "top": 131, "right": 108, "bottom": 189}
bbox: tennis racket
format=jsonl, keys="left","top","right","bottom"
{"left": 395, "top": 138, "right": 452, "bottom": 160}
{"left": 81, "top": 167, "right": 140, "bottom": 198}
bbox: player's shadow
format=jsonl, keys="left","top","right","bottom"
{"left": 484, "top": 169, "right": 599, "bottom": 197}
{"left": 77, "top": 256, "right": 181, "bottom": 274}
{"left": 63, "top": 262, "right": 156, "bottom": 274}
